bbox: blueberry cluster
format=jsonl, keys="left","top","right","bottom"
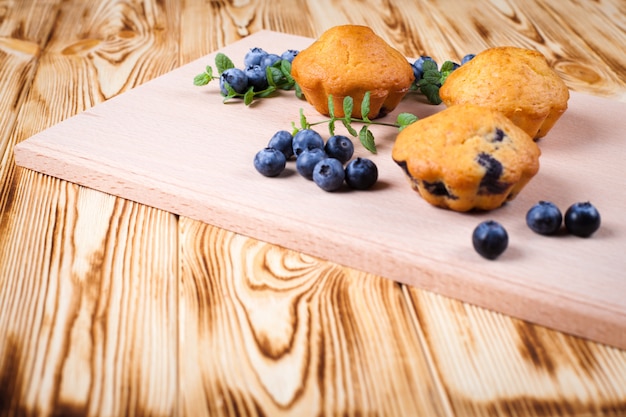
{"left": 411, "top": 53, "right": 474, "bottom": 104}
{"left": 220, "top": 47, "right": 299, "bottom": 96}
{"left": 254, "top": 129, "right": 378, "bottom": 192}
{"left": 472, "top": 201, "right": 602, "bottom": 260}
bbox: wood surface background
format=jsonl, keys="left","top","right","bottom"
{"left": 1, "top": 1, "right": 625, "bottom": 416}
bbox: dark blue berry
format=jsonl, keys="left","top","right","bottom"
{"left": 268, "top": 130, "right": 294, "bottom": 160}
{"left": 254, "top": 148, "right": 286, "bottom": 177}
{"left": 345, "top": 158, "right": 378, "bottom": 190}
{"left": 526, "top": 201, "right": 563, "bottom": 235}
{"left": 281, "top": 49, "right": 299, "bottom": 62}
{"left": 461, "top": 53, "right": 476, "bottom": 65}
{"left": 244, "top": 47, "right": 268, "bottom": 67}
{"left": 472, "top": 220, "right": 508, "bottom": 260}
{"left": 261, "top": 53, "right": 281, "bottom": 69}
{"left": 313, "top": 158, "right": 345, "bottom": 191}
{"left": 292, "top": 129, "right": 324, "bottom": 157}
{"left": 244, "top": 65, "right": 268, "bottom": 91}
{"left": 476, "top": 153, "right": 509, "bottom": 195}
{"left": 564, "top": 202, "right": 601, "bottom": 237}
{"left": 324, "top": 135, "right": 354, "bottom": 164}
{"left": 220, "top": 68, "right": 248, "bottom": 95}
{"left": 413, "top": 56, "right": 437, "bottom": 80}
{"left": 296, "top": 148, "right": 327, "bottom": 180}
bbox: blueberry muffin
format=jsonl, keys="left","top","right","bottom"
{"left": 439, "top": 46, "right": 569, "bottom": 139}
{"left": 391, "top": 104, "right": 541, "bottom": 212}
{"left": 290, "top": 25, "right": 414, "bottom": 119}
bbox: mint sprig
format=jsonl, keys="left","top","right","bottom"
{"left": 193, "top": 52, "right": 297, "bottom": 105}
{"left": 292, "top": 93, "right": 418, "bottom": 154}
{"left": 413, "top": 59, "right": 460, "bottom": 105}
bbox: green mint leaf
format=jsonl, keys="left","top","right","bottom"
{"left": 342, "top": 119, "right": 358, "bottom": 137}
{"left": 359, "top": 125, "right": 376, "bottom": 154}
{"left": 440, "top": 60, "right": 456, "bottom": 72}
{"left": 299, "top": 108, "right": 309, "bottom": 130}
{"left": 329, "top": 119, "right": 336, "bottom": 136}
{"left": 280, "top": 60, "right": 294, "bottom": 84}
{"left": 396, "top": 113, "right": 419, "bottom": 130}
{"left": 421, "top": 59, "right": 438, "bottom": 72}
{"left": 215, "top": 53, "right": 234, "bottom": 74}
{"left": 256, "top": 86, "right": 277, "bottom": 98}
{"left": 361, "top": 91, "right": 371, "bottom": 122}
{"left": 295, "top": 83, "right": 303, "bottom": 99}
{"left": 268, "top": 67, "right": 283, "bottom": 87}
{"left": 328, "top": 95, "right": 335, "bottom": 118}
{"left": 421, "top": 69, "right": 442, "bottom": 85}
{"left": 193, "top": 72, "right": 211, "bottom": 86}
{"left": 343, "top": 96, "right": 353, "bottom": 123}
{"left": 420, "top": 83, "right": 442, "bottom": 105}
{"left": 243, "top": 88, "right": 255, "bottom": 106}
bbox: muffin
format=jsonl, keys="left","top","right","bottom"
{"left": 391, "top": 104, "right": 541, "bottom": 212}
{"left": 439, "top": 46, "right": 569, "bottom": 139}
{"left": 290, "top": 25, "right": 414, "bottom": 119}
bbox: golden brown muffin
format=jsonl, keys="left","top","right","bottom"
{"left": 290, "top": 25, "right": 414, "bottom": 119}
{"left": 439, "top": 46, "right": 569, "bottom": 139}
{"left": 392, "top": 104, "right": 541, "bottom": 212}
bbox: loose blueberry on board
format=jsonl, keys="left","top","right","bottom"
{"left": 244, "top": 65, "right": 269, "bottom": 91}
{"left": 254, "top": 148, "right": 286, "bottom": 177}
{"left": 461, "top": 53, "right": 475, "bottom": 64}
{"left": 324, "top": 135, "right": 354, "bottom": 164}
{"left": 296, "top": 148, "right": 328, "bottom": 180}
{"left": 261, "top": 53, "right": 282, "bottom": 69}
{"left": 564, "top": 202, "right": 601, "bottom": 237}
{"left": 244, "top": 47, "right": 269, "bottom": 67}
{"left": 345, "top": 158, "right": 378, "bottom": 190}
{"left": 412, "top": 55, "right": 437, "bottom": 80}
{"left": 292, "top": 129, "right": 325, "bottom": 157}
{"left": 472, "top": 220, "right": 509, "bottom": 260}
{"left": 281, "top": 49, "right": 299, "bottom": 63}
{"left": 268, "top": 130, "right": 294, "bottom": 160}
{"left": 526, "top": 201, "right": 563, "bottom": 235}
{"left": 313, "top": 158, "right": 346, "bottom": 191}
{"left": 220, "top": 68, "right": 249, "bottom": 95}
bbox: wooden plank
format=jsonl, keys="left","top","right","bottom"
{"left": 406, "top": 289, "right": 626, "bottom": 416}
{"left": 13, "top": 30, "right": 626, "bottom": 350}
{"left": 178, "top": 219, "right": 451, "bottom": 416}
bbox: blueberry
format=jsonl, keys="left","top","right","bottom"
{"left": 461, "top": 53, "right": 475, "bottom": 65}
{"left": 324, "top": 135, "right": 354, "bottom": 164}
{"left": 292, "top": 129, "right": 324, "bottom": 157}
{"left": 244, "top": 64, "right": 268, "bottom": 91}
{"left": 313, "top": 158, "right": 345, "bottom": 191}
{"left": 296, "top": 148, "right": 327, "bottom": 180}
{"left": 261, "top": 53, "right": 281, "bottom": 69}
{"left": 254, "top": 148, "right": 286, "bottom": 177}
{"left": 244, "top": 47, "right": 268, "bottom": 67}
{"left": 564, "top": 202, "right": 601, "bottom": 237}
{"left": 413, "top": 55, "right": 437, "bottom": 80}
{"left": 345, "top": 158, "right": 378, "bottom": 190}
{"left": 281, "top": 49, "right": 299, "bottom": 63}
{"left": 220, "top": 68, "right": 248, "bottom": 95}
{"left": 472, "top": 220, "right": 508, "bottom": 260}
{"left": 268, "top": 130, "right": 294, "bottom": 160}
{"left": 526, "top": 201, "right": 563, "bottom": 235}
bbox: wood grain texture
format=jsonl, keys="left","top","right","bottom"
{"left": 2, "top": 0, "right": 626, "bottom": 416}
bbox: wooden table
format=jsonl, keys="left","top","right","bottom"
{"left": 1, "top": 1, "right": 625, "bottom": 416}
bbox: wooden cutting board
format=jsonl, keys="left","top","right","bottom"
{"left": 14, "top": 30, "right": 626, "bottom": 350}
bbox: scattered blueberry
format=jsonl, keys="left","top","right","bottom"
{"left": 220, "top": 68, "right": 249, "bottom": 95}
{"left": 281, "top": 49, "right": 299, "bottom": 63}
{"left": 296, "top": 148, "right": 327, "bottom": 180}
{"left": 292, "top": 129, "right": 324, "bottom": 157}
{"left": 261, "top": 53, "right": 281, "bottom": 69}
{"left": 564, "top": 202, "right": 601, "bottom": 237}
{"left": 412, "top": 55, "right": 437, "bottom": 80}
{"left": 268, "top": 130, "right": 294, "bottom": 160}
{"left": 244, "top": 64, "right": 268, "bottom": 91}
{"left": 526, "top": 201, "right": 563, "bottom": 235}
{"left": 472, "top": 220, "right": 508, "bottom": 260}
{"left": 244, "top": 47, "right": 268, "bottom": 67}
{"left": 324, "top": 135, "right": 354, "bottom": 164}
{"left": 254, "top": 147, "right": 286, "bottom": 177}
{"left": 345, "top": 158, "right": 378, "bottom": 190}
{"left": 461, "top": 53, "right": 475, "bottom": 65}
{"left": 313, "top": 158, "right": 345, "bottom": 191}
